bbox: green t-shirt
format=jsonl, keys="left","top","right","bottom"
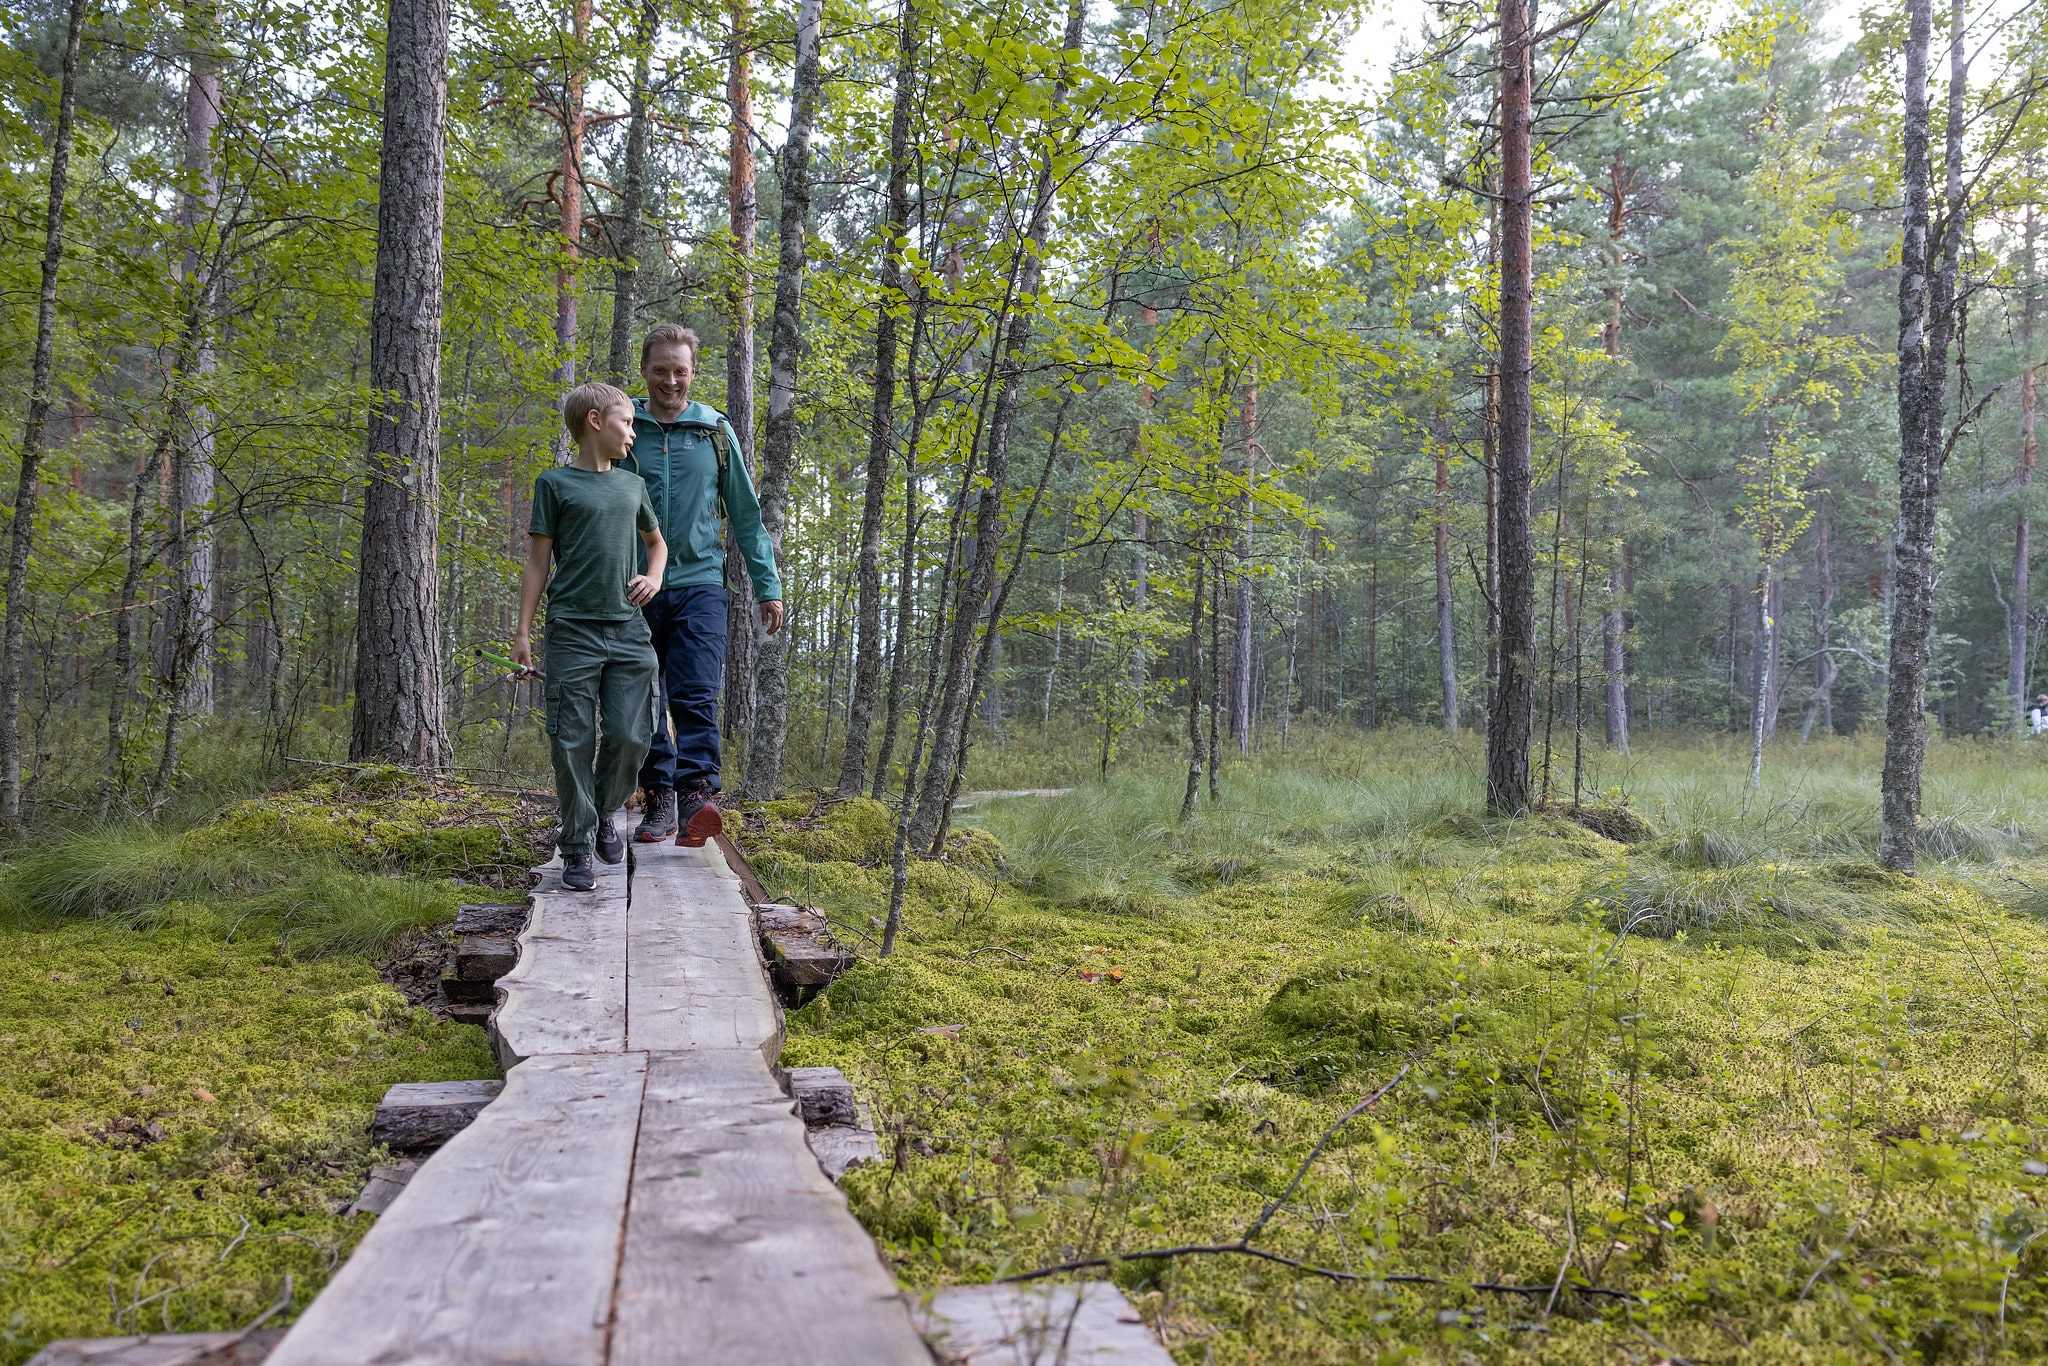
{"left": 528, "top": 464, "right": 659, "bottom": 621}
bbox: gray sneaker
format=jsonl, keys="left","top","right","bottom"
{"left": 635, "top": 789, "right": 678, "bottom": 842}
{"left": 563, "top": 853, "right": 596, "bottom": 892}
{"left": 595, "top": 817, "right": 626, "bottom": 865}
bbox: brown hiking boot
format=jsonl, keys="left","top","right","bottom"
{"left": 675, "top": 784, "right": 724, "bottom": 848}
{"left": 635, "top": 789, "right": 677, "bottom": 842}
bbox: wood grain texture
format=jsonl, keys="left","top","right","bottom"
{"left": 26, "top": 1332, "right": 284, "bottom": 1366}
{"left": 489, "top": 847, "right": 628, "bottom": 1068}
{"left": 624, "top": 840, "right": 780, "bottom": 1060}
{"left": 914, "top": 1284, "right": 1174, "bottom": 1364}
{"left": 609, "top": 1049, "right": 928, "bottom": 1366}
{"left": 265, "top": 1052, "right": 647, "bottom": 1366}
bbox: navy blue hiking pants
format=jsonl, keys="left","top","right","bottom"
{"left": 636, "top": 583, "right": 729, "bottom": 796}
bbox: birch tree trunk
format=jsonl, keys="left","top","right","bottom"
{"left": 350, "top": 0, "right": 450, "bottom": 768}
{"left": 909, "top": 0, "right": 1086, "bottom": 850}
{"left": 838, "top": 0, "right": 917, "bottom": 796}
{"left": 1802, "top": 492, "right": 1836, "bottom": 740}
{"left": 723, "top": 0, "right": 760, "bottom": 743}
{"left": 2014, "top": 202, "right": 2036, "bottom": 732}
{"left": 173, "top": 6, "right": 219, "bottom": 720}
{"left": 1488, "top": 0, "right": 1537, "bottom": 815}
{"left": 1603, "top": 563, "right": 1628, "bottom": 750}
{"left": 0, "top": 0, "right": 86, "bottom": 826}
{"left": 1181, "top": 550, "right": 1204, "bottom": 822}
{"left": 1231, "top": 368, "right": 1256, "bottom": 751}
{"left": 1880, "top": 0, "right": 1965, "bottom": 872}
{"left": 739, "top": 0, "right": 822, "bottom": 801}
{"left": 1434, "top": 401, "right": 1458, "bottom": 735}
{"left": 604, "top": 0, "right": 658, "bottom": 385}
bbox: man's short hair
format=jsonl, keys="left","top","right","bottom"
{"left": 561, "top": 381, "right": 632, "bottom": 439}
{"left": 640, "top": 323, "right": 700, "bottom": 369}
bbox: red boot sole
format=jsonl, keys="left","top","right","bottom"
{"left": 676, "top": 805, "right": 723, "bottom": 848}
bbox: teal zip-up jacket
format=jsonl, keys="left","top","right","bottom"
{"left": 619, "top": 398, "right": 782, "bottom": 601}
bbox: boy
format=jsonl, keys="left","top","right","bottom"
{"left": 513, "top": 382, "right": 667, "bottom": 892}
{"left": 620, "top": 323, "right": 784, "bottom": 846}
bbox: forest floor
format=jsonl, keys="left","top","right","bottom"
{"left": 5, "top": 730, "right": 2046, "bottom": 1363}
{"left": 755, "top": 730, "right": 2048, "bottom": 1364}
{"left": 0, "top": 769, "right": 545, "bottom": 1363}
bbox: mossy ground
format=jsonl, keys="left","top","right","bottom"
{"left": 0, "top": 770, "right": 542, "bottom": 1362}
{"left": 760, "top": 731, "right": 2048, "bottom": 1363}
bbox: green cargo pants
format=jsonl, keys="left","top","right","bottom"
{"left": 543, "top": 615, "right": 660, "bottom": 857}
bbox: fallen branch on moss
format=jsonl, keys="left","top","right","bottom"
{"left": 996, "top": 1064, "right": 1641, "bottom": 1305}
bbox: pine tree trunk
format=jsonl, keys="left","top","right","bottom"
{"left": 554, "top": 0, "right": 591, "bottom": 390}
{"left": 351, "top": 0, "right": 450, "bottom": 768}
{"left": 1434, "top": 402, "right": 1458, "bottom": 735}
{"left": 740, "top": 0, "right": 822, "bottom": 801}
{"left": 723, "top": 0, "right": 760, "bottom": 744}
{"left": 604, "top": 0, "right": 658, "bottom": 385}
{"left": 1880, "top": 0, "right": 1965, "bottom": 872}
{"left": 838, "top": 0, "right": 917, "bottom": 796}
{"left": 0, "top": 0, "right": 85, "bottom": 827}
{"left": 909, "top": 0, "right": 1085, "bottom": 850}
{"left": 1487, "top": 0, "right": 1536, "bottom": 816}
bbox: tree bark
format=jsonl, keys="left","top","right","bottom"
{"left": 723, "top": 0, "right": 760, "bottom": 742}
{"left": 1181, "top": 549, "right": 1204, "bottom": 822}
{"left": 100, "top": 427, "right": 175, "bottom": 820}
{"left": 555, "top": 0, "right": 592, "bottom": 391}
{"left": 604, "top": 0, "right": 659, "bottom": 385}
{"left": 1802, "top": 491, "right": 1837, "bottom": 739}
{"left": 1231, "top": 368, "right": 1257, "bottom": 751}
{"left": 909, "top": 0, "right": 1086, "bottom": 850}
{"left": 2015, "top": 202, "right": 2037, "bottom": 732}
{"left": 1880, "top": 0, "right": 1965, "bottom": 872}
{"left": 838, "top": 0, "right": 918, "bottom": 796}
{"left": 740, "top": 0, "right": 822, "bottom": 801}
{"left": 1487, "top": 0, "right": 1536, "bottom": 815}
{"left": 1434, "top": 400, "right": 1458, "bottom": 735}
{"left": 0, "top": 0, "right": 86, "bottom": 827}
{"left": 351, "top": 0, "right": 451, "bottom": 768}
{"left": 1603, "top": 562, "right": 1628, "bottom": 750}
{"left": 172, "top": 4, "right": 219, "bottom": 720}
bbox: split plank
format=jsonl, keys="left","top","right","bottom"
{"left": 264, "top": 1052, "right": 647, "bottom": 1366}
{"left": 488, "top": 844, "right": 628, "bottom": 1068}
{"left": 624, "top": 839, "right": 780, "bottom": 1059}
{"left": 609, "top": 1048, "right": 929, "bottom": 1366}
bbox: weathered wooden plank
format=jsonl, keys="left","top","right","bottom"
{"left": 26, "top": 1331, "right": 284, "bottom": 1366}
{"left": 786, "top": 1066, "right": 857, "bottom": 1128}
{"left": 914, "top": 1283, "right": 1173, "bottom": 1364}
{"left": 348, "top": 1160, "right": 418, "bottom": 1217}
{"left": 264, "top": 1052, "right": 647, "bottom": 1366}
{"left": 453, "top": 934, "right": 517, "bottom": 981}
{"left": 453, "top": 903, "right": 528, "bottom": 937}
{"left": 756, "top": 903, "right": 849, "bottom": 1000}
{"left": 438, "top": 969, "right": 495, "bottom": 1006}
{"left": 609, "top": 1048, "right": 929, "bottom": 1366}
{"left": 487, "top": 849, "right": 628, "bottom": 1068}
{"left": 806, "top": 1125, "right": 882, "bottom": 1182}
{"left": 371, "top": 1080, "right": 503, "bottom": 1151}
{"left": 624, "top": 840, "right": 780, "bottom": 1059}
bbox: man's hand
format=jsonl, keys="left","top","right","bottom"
{"left": 511, "top": 635, "right": 536, "bottom": 677}
{"left": 760, "top": 599, "right": 786, "bottom": 636}
{"left": 626, "top": 573, "right": 661, "bottom": 607}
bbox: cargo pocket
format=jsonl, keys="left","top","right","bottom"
{"left": 544, "top": 677, "right": 563, "bottom": 736}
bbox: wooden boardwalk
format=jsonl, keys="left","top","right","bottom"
{"left": 263, "top": 825, "right": 931, "bottom": 1366}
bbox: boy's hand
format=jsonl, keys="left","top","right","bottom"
{"left": 511, "top": 636, "right": 536, "bottom": 676}
{"left": 626, "top": 574, "right": 660, "bottom": 607}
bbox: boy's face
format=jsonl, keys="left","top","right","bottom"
{"left": 586, "top": 401, "right": 636, "bottom": 463}
{"left": 643, "top": 342, "right": 695, "bottom": 416}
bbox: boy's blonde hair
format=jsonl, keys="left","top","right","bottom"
{"left": 561, "top": 381, "right": 632, "bottom": 440}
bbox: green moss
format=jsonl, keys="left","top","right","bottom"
{"left": 780, "top": 740, "right": 2048, "bottom": 1364}
{"left": 0, "top": 919, "right": 496, "bottom": 1362}
{"left": 821, "top": 799, "right": 896, "bottom": 863}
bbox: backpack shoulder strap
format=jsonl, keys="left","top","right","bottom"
{"left": 702, "top": 413, "right": 731, "bottom": 522}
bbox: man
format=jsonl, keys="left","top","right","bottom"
{"left": 622, "top": 323, "right": 785, "bottom": 846}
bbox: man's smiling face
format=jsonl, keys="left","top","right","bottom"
{"left": 643, "top": 342, "right": 695, "bottom": 419}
